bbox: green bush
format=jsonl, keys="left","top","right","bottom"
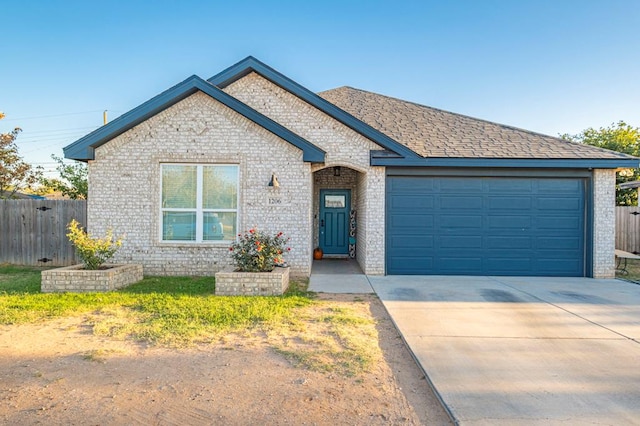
{"left": 67, "top": 219, "right": 123, "bottom": 269}
{"left": 229, "top": 228, "right": 290, "bottom": 272}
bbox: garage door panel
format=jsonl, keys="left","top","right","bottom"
{"left": 440, "top": 236, "right": 482, "bottom": 248}
{"left": 440, "top": 215, "right": 482, "bottom": 228}
{"left": 486, "top": 179, "right": 533, "bottom": 192}
{"left": 440, "top": 196, "right": 483, "bottom": 209}
{"left": 388, "top": 256, "right": 434, "bottom": 273}
{"left": 390, "top": 214, "right": 434, "bottom": 229}
{"left": 389, "top": 235, "right": 434, "bottom": 248}
{"left": 389, "top": 177, "right": 434, "bottom": 191}
{"left": 390, "top": 195, "right": 434, "bottom": 209}
{"left": 536, "top": 259, "right": 582, "bottom": 275}
{"left": 537, "top": 237, "right": 582, "bottom": 250}
{"left": 487, "top": 236, "right": 532, "bottom": 249}
{"left": 487, "top": 197, "right": 532, "bottom": 210}
{"left": 387, "top": 176, "right": 586, "bottom": 276}
{"left": 488, "top": 216, "right": 532, "bottom": 229}
{"left": 539, "top": 179, "right": 582, "bottom": 192}
{"left": 537, "top": 197, "right": 581, "bottom": 210}
{"left": 440, "top": 179, "right": 483, "bottom": 192}
{"left": 537, "top": 217, "right": 581, "bottom": 230}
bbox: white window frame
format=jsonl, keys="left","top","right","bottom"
{"left": 160, "top": 163, "right": 239, "bottom": 243}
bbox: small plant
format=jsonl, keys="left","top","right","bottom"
{"left": 67, "top": 219, "right": 123, "bottom": 270}
{"left": 229, "top": 228, "right": 290, "bottom": 272}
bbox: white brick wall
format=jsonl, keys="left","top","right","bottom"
{"left": 89, "top": 72, "right": 387, "bottom": 278}
{"left": 89, "top": 70, "right": 614, "bottom": 279}
{"left": 593, "top": 169, "right": 616, "bottom": 278}
{"left": 225, "top": 73, "right": 386, "bottom": 275}
{"left": 90, "top": 92, "right": 313, "bottom": 276}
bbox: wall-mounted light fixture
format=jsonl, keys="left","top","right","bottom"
{"left": 268, "top": 173, "right": 280, "bottom": 188}
{"left": 333, "top": 166, "right": 341, "bottom": 177}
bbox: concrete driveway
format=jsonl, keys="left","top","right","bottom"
{"left": 369, "top": 276, "right": 640, "bottom": 425}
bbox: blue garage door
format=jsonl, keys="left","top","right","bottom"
{"left": 386, "top": 176, "right": 586, "bottom": 276}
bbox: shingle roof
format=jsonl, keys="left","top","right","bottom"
{"left": 318, "top": 86, "right": 633, "bottom": 160}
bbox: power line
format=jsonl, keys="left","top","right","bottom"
{"left": 17, "top": 126, "right": 97, "bottom": 136}
{"left": 1, "top": 110, "right": 120, "bottom": 122}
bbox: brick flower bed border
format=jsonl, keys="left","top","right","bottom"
{"left": 41, "top": 264, "right": 143, "bottom": 293}
{"left": 214, "top": 267, "right": 289, "bottom": 296}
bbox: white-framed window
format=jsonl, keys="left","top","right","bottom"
{"left": 160, "top": 163, "right": 238, "bottom": 242}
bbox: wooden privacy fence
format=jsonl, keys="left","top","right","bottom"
{"left": 616, "top": 206, "right": 640, "bottom": 254}
{"left": 0, "top": 199, "right": 87, "bottom": 266}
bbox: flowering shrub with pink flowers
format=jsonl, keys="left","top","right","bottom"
{"left": 229, "top": 228, "right": 290, "bottom": 272}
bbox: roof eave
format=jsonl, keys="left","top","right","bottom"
{"left": 370, "top": 154, "right": 640, "bottom": 169}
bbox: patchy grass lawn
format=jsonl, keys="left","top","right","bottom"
{"left": 616, "top": 257, "right": 640, "bottom": 282}
{"left": 0, "top": 264, "right": 380, "bottom": 376}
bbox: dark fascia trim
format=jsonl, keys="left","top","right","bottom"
{"left": 208, "top": 56, "right": 420, "bottom": 160}
{"left": 371, "top": 154, "right": 640, "bottom": 169}
{"left": 385, "top": 167, "right": 593, "bottom": 178}
{"left": 63, "top": 75, "right": 325, "bottom": 163}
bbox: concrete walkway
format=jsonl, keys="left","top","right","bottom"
{"left": 308, "top": 258, "right": 374, "bottom": 293}
{"left": 369, "top": 275, "right": 640, "bottom": 425}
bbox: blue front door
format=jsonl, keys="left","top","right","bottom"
{"left": 319, "top": 189, "right": 350, "bottom": 255}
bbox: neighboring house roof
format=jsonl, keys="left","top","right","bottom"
{"left": 319, "top": 86, "right": 639, "bottom": 168}
{"left": 64, "top": 75, "right": 325, "bottom": 162}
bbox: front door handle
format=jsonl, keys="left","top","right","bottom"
{"left": 320, "top": 219, "right": 324, "bottom": 227}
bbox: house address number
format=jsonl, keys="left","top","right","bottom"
{"left": 268, "top": 195, "right": 288, "bottom": 206}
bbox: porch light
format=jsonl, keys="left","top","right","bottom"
{"left": 333, "top": 166, "right": 341, "bottom": 177}
{"left": 268, "top": 173, "right": 280, "bottom": 188}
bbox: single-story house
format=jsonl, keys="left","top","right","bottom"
{"left": 64, "top": 56, "right": 638, "bottom": 278}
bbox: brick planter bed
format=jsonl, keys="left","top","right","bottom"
{"left": 214, "top": 267, "right": 289, "bottom": 296}
{"left": 41, "top": 264, "right": 143, "bottom": 293}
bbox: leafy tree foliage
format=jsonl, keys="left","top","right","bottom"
{"left": 0, "top": 113, "right": 43, "bottom": 198}
{"left": 561, "top": 121, "right": 640, "bottom": 206}
{"left": 40, "top": 155, "right": 88, "bottom": 200}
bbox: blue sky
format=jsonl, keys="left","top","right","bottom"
{"left": 2, "top": 0, "right": 639, "bottom": 176}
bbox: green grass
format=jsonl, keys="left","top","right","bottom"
{"left": 0, "top": 265, "right": 311, "bottom": 346}
{"left": 0, "top": 265, "right": 380, "bottom": 375}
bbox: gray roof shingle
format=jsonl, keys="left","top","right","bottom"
{"left": 318, "top": 86, "right": 633, "bottom": 160}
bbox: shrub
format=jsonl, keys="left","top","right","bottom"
{"left": 229, "top": 228, "right": 290, "bottom": 272}
{"left": 67, "top": 219, "right": 123, "bottom": 270}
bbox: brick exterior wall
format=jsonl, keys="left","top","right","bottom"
{"left": 214, "top": 267, "right": 289, "bottom": 296}
{"left": 41, "top": 264, "right": 143, "bottom": 293}
{"left": 89, "top": 92, "right": 313, "bottom": 276}
{"left": 86, "top": 69, "right": 615, "bottom": 279}
{"left": 224, "top": 73, "right": 386, "bottom": 275}
{"left": 89, "top": 72, "right": 386, "bottom": 277}
{"left": 593, "top": 169, "right": 616, "bottom": 278}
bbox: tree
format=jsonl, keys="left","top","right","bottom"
{"left": 40, "top": 155, "right": 88, "bottom": 200}
{"left": 0, "top": 113, "right": 43, "bottom": 198}
{"left": 561, "top": 121, "right": 640, "bottom": 206}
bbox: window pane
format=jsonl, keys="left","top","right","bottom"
{"left": 204, "top": 212, "right": 236, "bottom": 241}
{"left": 325, "top": 195, "right": 346, "bottom": 208}
{"left": 203, "top": 166, "right": 238, "bottom": 209}
{"left": 162, "top": 165, "right": 197, "bottom": 208}
{"left": 163, "top": 212, "right": 196, "bottom": 241}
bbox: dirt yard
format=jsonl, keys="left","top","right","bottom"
{"left": 0, "top": 294, "right": 452, "bottom": 425}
